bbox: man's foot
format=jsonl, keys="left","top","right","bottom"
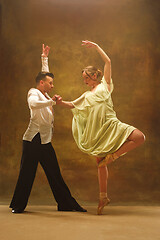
{"left": 74, "top": 206, "right": 87, "bottom": 212}
{"left": 58, "top": 205, "right": 87, "bottom": 212}
{"left": 11, "top": 209, "right": 24, "bottom": 214}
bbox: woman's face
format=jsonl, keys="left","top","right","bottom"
{"left": 82, "top": 71, "right": 97, "bottom": 88}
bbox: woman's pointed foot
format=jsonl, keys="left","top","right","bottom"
{"left": 97, "top": 193, "right": 110, "bottom": 215}
{"left": 98, "top": 153, "right": 119, "bottom": 167}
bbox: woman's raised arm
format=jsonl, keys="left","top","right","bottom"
{"left": 82, "top": 40, "right": 111, "bottom": 91}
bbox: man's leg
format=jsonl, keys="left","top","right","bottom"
{"left": 40, "top": 143, "right": 87, "bottom": 211}
{"left": 9, "top": 135, "right": 40, "bottom": 212}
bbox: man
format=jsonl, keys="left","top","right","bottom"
{"left": 9, "top": 45, "right": 86, "bottom": 213}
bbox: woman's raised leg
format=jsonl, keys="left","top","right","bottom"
{"left": 99, "top": 129, "right": 145, "bottom": 166}
{"left": 115, "top": 129, "right": 145, "bottom": 158}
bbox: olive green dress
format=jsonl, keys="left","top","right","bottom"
{"left": 71, "top": 76, "right": 136, "bottom": 157}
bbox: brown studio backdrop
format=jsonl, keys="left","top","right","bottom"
{"left": 0, "top": 0, "right": 159, "bottom": 204}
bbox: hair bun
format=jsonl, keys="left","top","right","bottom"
{"left": 97, "top": 69, "right": 102, "bottom": 77}
{"left": 82, "top": 66, "right": 102, "bottom": 80}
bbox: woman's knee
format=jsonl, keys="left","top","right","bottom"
{"left": 135, "top": 130, "right": 146, "bottom": 145}
{"left": 139, "top": 132, "right": 146, "bottom": 144}
{"left": 128, "top": 129, "right": 145, "bottom": 145}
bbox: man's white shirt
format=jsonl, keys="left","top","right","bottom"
{"left": 23, "top": 56, "right": 55, "bottom": 144}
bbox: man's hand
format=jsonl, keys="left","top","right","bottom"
{"left": 52, "top": 95, "right": 62, "bottom": 104}
{"left": 41, "top": 44, "right": 50, "bottom": 57}
{"left": 52, "top": 95, "right": 74, "bottom": 109}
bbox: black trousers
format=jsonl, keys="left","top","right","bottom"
{"left": 10, "top": 133, "right": 80, "bottom": 211}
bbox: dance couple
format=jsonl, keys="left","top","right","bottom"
{"left": 10, "top": 41, "right": 145, "bottom": 215}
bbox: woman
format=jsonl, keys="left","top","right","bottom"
{"left": 54, "top": 40, "right": 145, "bottom": 215}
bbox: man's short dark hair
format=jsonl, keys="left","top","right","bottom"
{"left": 35, "top": 72, "right": 54, "bottom": 84}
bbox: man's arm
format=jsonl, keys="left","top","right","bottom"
{"left": 41, "top": 44, "right": 50, "bottom": 72}
{"left": 28, "top": 91, "right": 56, "bottom": 110}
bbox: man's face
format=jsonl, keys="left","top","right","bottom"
{"left": 41, "top": 76, "right": 54, "bottom": 93}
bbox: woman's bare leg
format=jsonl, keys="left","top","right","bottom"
{"left": 96, "top": 157, "right": 108, "bottom": 193}
{"left": 98, "top": 129, "right": 145, "bottom": 166}
{"left": 115, "top": 129, "right": 145, "bottom": 157}
{"left": 96, "top": 157, "right": 110, "bottom": 214}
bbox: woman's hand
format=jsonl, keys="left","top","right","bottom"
{"left": 41, "top": 44, "right": 50, "bottom": 57}
{"left": 82, "top": 40, "right": 98, "bottom": 49}
{"left": 52, "top": 95, "right": 74, "bottom": 109}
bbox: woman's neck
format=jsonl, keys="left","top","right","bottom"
{"left": 90, "top": 83, "right": 100, "bottom": 92}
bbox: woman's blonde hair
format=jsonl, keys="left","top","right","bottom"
{"left": 82, "top": 66, "right": 102, "bottom": 81}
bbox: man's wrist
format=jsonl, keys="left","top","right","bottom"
{"left": 51, "top": 99, "right": 56, "bottom": 106}
{"left": 41, "top": 54, "right": 48, "bottom": 58}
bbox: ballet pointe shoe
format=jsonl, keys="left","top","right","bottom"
{"left": 97, "top": 192, "right": 110, "bottom": 215}
{"left": 98, "top": 153, "right": 119, "bottom": 167}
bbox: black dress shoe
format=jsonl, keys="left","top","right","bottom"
{"left": 12, "top": 209, "right": 24, "bottom": 214}
{"left": 58, "top": 205, "right": 87, "bottom": 212}
{"left": 74, "top": 207, "right": 87, "bottom": 212}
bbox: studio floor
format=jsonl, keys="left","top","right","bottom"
{"left": 0, "top": 204, "right": 160, "bottom": 240}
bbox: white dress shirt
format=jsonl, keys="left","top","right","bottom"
{"left": 41, "top": 56, "right": 49, "bottom": 72}
{"left": 23, "top": 56, "right": 55, "bottom": 144}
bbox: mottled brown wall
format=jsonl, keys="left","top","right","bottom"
{"left": 0, "top": 0, "right": 160, "bottom": 204}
